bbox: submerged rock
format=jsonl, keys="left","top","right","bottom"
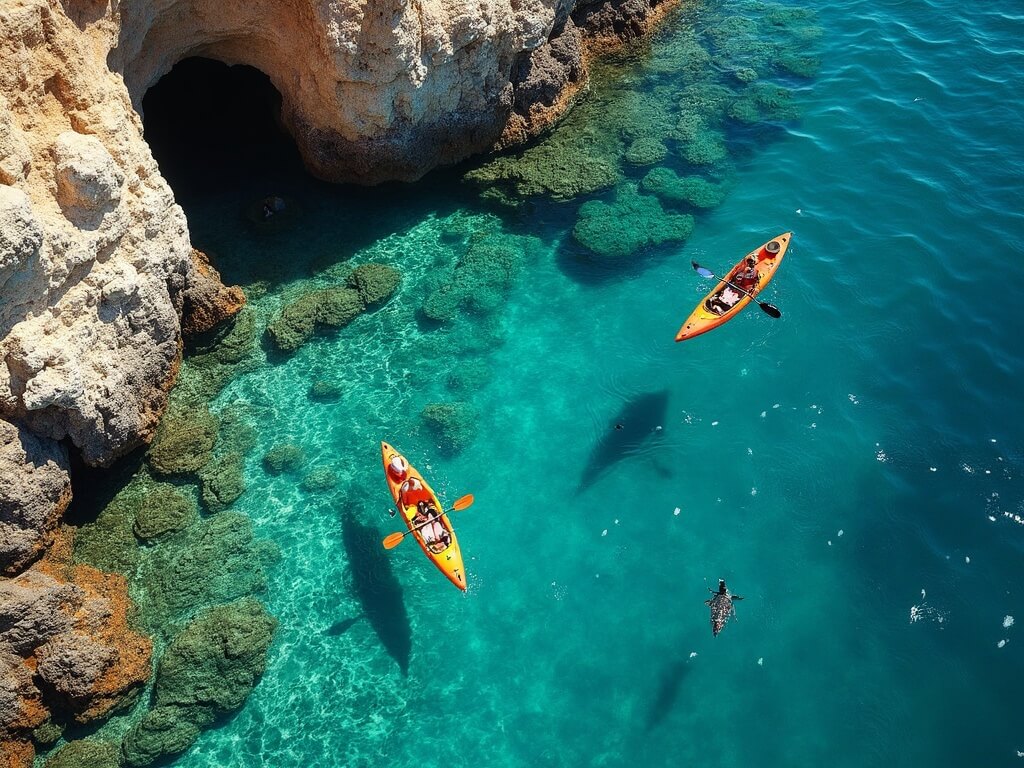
{"left": 132, "top": 483, "right": 197, "bottom": 541}
{"left": 573, "top": 184, "right": 694, "bottom": 260}
{"left": 43, "top": 740, "right": 120, "bottom": 768}
{"left": 121, "top": 706, "right": 202, "bottom": 768}
{"left": 640, "top": 168, "right": 727, "bottom": 209}
{"left": 266, "top": 286, "right": 373, "bottom": 352}
{"left": 421, "top": 402, "right": 479, "bottom": 456}
{"left": 122, "top": 599, "right": 276, "bottom": 767}
{"left": 346, "top": 263, "right": 401, "bottom": 306}
{"left": 138, "top": 513, "right": 276, "bottom": 629}
{"left": 262, "top": 444, "right": 305, "bottom": 475}
{"left": 198, "top": 451, "right": 246, "bottom": 513}
{"left": 308, "top": 379, "right": 343, "bottom": 402}
{"left": 146, "top": 407, "right": 219, "bottom": 477}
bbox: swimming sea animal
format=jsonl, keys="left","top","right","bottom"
{"left": 380, "top": 441, "right": 467, "bottom": 591}
{"left": 579, "top": 389, "right": 669, "bottom": 490}
{"left": 705, "top": 579, "right": 744, "bottom": 637}
{"left": 675, "top": 232, "right": 791, "bottom": 341}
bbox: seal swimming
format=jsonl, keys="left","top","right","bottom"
{"left": 705, "top": 579, "right": 744, "bottom": 637}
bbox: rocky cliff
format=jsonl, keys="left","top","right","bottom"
{"left": 0, "top": 0, "right": 676, "bottom": 762}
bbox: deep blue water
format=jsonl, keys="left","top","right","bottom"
{"left": 94, "top": 0, "right": 1024, "bottom": 765}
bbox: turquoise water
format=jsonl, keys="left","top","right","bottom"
{"left": 125, "top": 0, "right": 1024, "bottom": 765}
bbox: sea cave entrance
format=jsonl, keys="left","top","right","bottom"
{"left": 142, "top": 57, "right": 303, "bottom": 198}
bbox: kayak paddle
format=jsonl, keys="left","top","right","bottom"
{"left": 692, "top": 261, "right": 782, "bottom": 318}
{"left": 381, "top": 494, "right": 475, "bottom": 550}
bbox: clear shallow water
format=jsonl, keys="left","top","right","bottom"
{"left": 99, "top": 0, "right": 1024, "bottom": 765}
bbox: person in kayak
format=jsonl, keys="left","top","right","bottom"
{"left": 733, "top": 255, "right": 758, "bottom": 292}
{"left": 414, "top": 501, "right": 449, "bottom": 551}
{"left": 706, "top": 287, "right": 741, "bottom": 315}
{"left": 399, "top": 477, "right": 431, "bottom": 509}
{"left": 388, "top": 455, "right": 408, "bottom": 481}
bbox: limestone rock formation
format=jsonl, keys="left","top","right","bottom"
{"left": 0, "top": 559, "right": 151, "bottom": 763}
{"left": 0, "top": 419, "right": 72, "bottom": 575}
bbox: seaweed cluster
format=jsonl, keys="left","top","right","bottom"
{"left": 466, "top": 1, "right": 820, "bottom": 266}
{"left": 266, "top": 263, "right": 401, "bottom": 352}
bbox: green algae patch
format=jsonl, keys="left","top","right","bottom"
{"left": 728, "top": 81, "right": 800, "bottom": 123}
{"left": 155, "top": 598, "right": 276, "bottom": 710}
{"left": 266, "top": 284, "right": 381, "bottom": 352}
{"left": 44, "top": 740, "right": 120, "bottom": 768}
{"left": 147, "top": 406, "right": 219, "bottom": 477}
{"left": 624, "top": 137, "right": 668, "bottom": 166}
{"left": 173, "top": 308, "right": 261, "bottom": 408}
{"left": 122, "top": 599, "right": 275, "bottom": 767}
{"left": 464, "top": 140, "right": 621, "bottom": 202}
{"left": 573, "top": 184, "right": 694, "bottom": 261}
{"left": 133, "top": 483, "right": 197, "bottom": 541}
{"left": 198, "top": 451, "right": 245, "bottom": 513}
{"left": 74, "top": 480, "right": 145, "bottom": 574}
{"left": 346, "top": 263, "right": 401, "bottom": 306}
{"left": 308, "top": 379, "right": 343, "bottom": 402}
{"left": 138, "top": 513, "right": 277, "bottom": 629}
{"left": 121, "top": 707, "right": 201, "bottom": 768}
{"left": 640, "top": 168, "right": 728, "bottom": 209}
{"left": 421, "top": 233, "right": 538, "bottom": 322}
{"left": 262, "top": 443, "right": 305, "bottom": 475}
{"left": 300, "top": 466, "right": 339, "bottom": 493}
{"left": 420, "top": 402, "right": 479, "bottom": 456}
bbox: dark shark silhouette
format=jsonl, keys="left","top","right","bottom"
{"left": 340, "top": 512, "right": 412, "bottom": 675}
{"left": 705, "top": 579, "right": 744, "bottom": 637}
{"left": 645, "top": 656, "right": 692, "bottom": 731}
{"left": 579, "top": 390, "right": 670, "bottom": 490}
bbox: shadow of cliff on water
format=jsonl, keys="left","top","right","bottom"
{"left": 339, "top": 511, "right": 412, "bottom": 676}
{"left": 579, "top": 389, "right": 670, "bottom": 491}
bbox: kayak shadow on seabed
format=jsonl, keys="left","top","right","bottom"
{"left": 336, "top": 511, "right": 412, "bottom": 676}
{"left": 578, "top": 389, "right": 671, "bottom": 491}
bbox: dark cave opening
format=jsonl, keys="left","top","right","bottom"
{"left": 141, "top": 57, "right": 304, "bottom": 198}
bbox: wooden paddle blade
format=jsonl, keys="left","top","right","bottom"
{"left": 759, "top": 302, "right": 782, "bottom": 318}
{"left": 382, "top": 532, "right": 406, "bottom": 550}
{"left": 452, "top": 493, "right": 475, "bottom": 511}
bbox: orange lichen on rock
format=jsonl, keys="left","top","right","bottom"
{"left": 0, "top": 739, "right": 34, "bottom": 768}
{"left": 33, "top": 559, "right": 153, "bottom": 723}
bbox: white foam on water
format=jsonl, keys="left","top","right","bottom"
{"left": 998, "top": 639, "right": 1008, "bottom": 648}
{"left": 711, "top": 420, "right": 719, "bottom": 426}
{"left": 757, "top": 657, "right": 764, "bottom": 666}
{"left": 837, "top": 529, "right": 844, "bottom": 537}
{"left": 601, "top": 529, "right": 608, "bottom": 537}
{"left": 613, "top": 519, "right": 619, "bottom": 525}
{"left": 962, "top": 463, "right": 975, "bottom": 474}
{"left": 673, "top": 507, "right": 681, "bottom": 516}
{"left": 1004, "top": 615, "right": 1014, "bottom": 629}
{"left": 689, "top": 652, "right": 697, "bottom": 659}
{"left": 848, "top": 393, "right": 859, "bottom": 404}
{"left": 929, "top": 467, "right": 937, "bottom": 472}
{"left": 772, "top": 403, "right": 780, "bottom": 409}
{"left": 751, "top": 487, "right": 757, "bottom": 496}
{"left": 759, "top": 411, "right": 766, "bottom": 418}
{"left": 965, "top": 556, "right": 970, "bottom": 564}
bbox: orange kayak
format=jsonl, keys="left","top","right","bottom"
{"left": 675, "top": 232, "right": 791, "bottom": 341}
{"left": 380, "top": 441, "right": 467, "bottom": 591}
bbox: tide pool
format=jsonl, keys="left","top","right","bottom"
{"left": 74, "top": 0, "right": 1024, "bottom": 766}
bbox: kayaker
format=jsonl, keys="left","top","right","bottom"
{"left": 388, "top": 455, "right": 409, "bottom": 481}
{"left": 414, "top": 501, "right": 448, "bottom": 550}
{"left": 399, "top": 477, "right": 431, "bottom": 509}
{"left": 733, "top": 256, "right": 758, "bottom": 291}
{"left": 706, "top": 287, "right": 741, "bottom": 315}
